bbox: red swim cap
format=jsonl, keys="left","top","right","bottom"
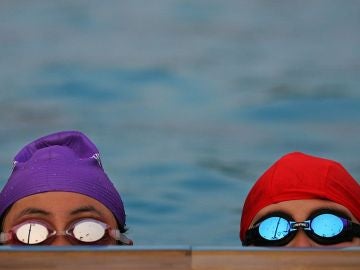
{"left": 239, "top": 152, "right": 360, "bottom": 243}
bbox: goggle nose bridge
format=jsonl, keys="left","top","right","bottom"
{"left": 289, "top": 220, "right": 311, "bottom": 231}
{"left": 49, "top": 230, "right": 68, "bottom": 237}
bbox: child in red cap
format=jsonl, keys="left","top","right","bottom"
{"left": 240, "top": 152, "right": 360, "bottom": 247}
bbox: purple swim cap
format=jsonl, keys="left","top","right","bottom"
{"left": 0, "top": 131, "right": 126, "bottom": 227}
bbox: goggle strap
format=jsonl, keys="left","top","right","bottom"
{"left": 0, "top": 232, "right": 11, "bottom": 243}
{"left": 110, "top": 230, "right": 133, "bottom": 245}
{"left": 353, "top": 222, "right": 360, "bottom": 237}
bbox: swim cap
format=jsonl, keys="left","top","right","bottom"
{"left": 240, "top": 152, "right": 360, "bottom": 243}
{"left": 0, "top": 130, "right": 126, "bottom": 227}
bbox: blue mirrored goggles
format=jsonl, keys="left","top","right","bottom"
{"left": 244, "top": 209, "right": 360, "bottom": 246}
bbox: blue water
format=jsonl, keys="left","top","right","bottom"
{"left": 0, "top": 0, "right": 360, "bottom": 245}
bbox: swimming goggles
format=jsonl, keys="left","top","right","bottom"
{"left": 244, "top": 209, "right": 360, "bottom": 246}
{"left": 0, "top": 218, "right": 132, "bottom": 245}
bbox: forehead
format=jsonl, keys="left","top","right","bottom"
{"left": 7, "top": 192, "right": 113, "bottom": 217}
{"left": 251, "top": 199, "right": 358, "bottom": 225}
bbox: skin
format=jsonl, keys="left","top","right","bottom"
{"left": 249, "top": 199, "right": 360, "bottom": 247}
{"left": 2, "top": 192, "right": 119, "bottom": 246}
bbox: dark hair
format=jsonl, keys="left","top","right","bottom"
{"left": 0, "top": 206, "right": 10, "bottom": 232}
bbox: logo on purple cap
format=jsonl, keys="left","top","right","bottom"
{"left": 91, "top": 153, "right": 103, "bottom": 168}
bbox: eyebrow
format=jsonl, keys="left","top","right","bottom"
{"left": 309, "top": 207, "right": 352, "bottom": 220}
{"left": 252, "top": 210, "right": 292, "bottom": 225}
{"left": 16, "top": 208, "right": 52, "bottom": 219}
{"left": 253, "top": 207, "right": 353, "bottom": 225}
{"left": 69, "top": 205, "right": 102, "bottom": 216}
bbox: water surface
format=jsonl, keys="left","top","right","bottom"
{"left": 0, "top": 0, "right": 359, "bottom": 245}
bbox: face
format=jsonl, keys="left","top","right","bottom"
{"left": 249, "top": 199, "right": 360, "bottom": 247}
{"left": 2, "top": 192, "right": 119, "bottom": 246}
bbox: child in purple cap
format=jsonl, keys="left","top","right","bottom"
{"left": 0, "top": 131, "right": 133, "bottom": 246}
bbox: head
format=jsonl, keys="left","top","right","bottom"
{"left": 240, "top": 152, "right": 360, "bottom": 247}
{"left": 0, "top": 130, "right": 132, "bottom": 246}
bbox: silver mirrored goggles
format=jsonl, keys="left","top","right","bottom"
{"left": 0, "top": 218, "right": 132, "bottom": 245}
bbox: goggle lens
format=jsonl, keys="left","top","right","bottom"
{"left": 15, "top": 222, "right": 49, "bottom": 244}
{"left": 259, "top": 217, "right": 290, "bottom": 241}
{"left": 311, "top": 213, "right": 344, "bottom": 238}
{"left": 71, "top": 220, "right": 106, "bottom": 243}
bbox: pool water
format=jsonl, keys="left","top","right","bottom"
{"left": 0, "top": 0, "right": 359, "bottom": 245}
